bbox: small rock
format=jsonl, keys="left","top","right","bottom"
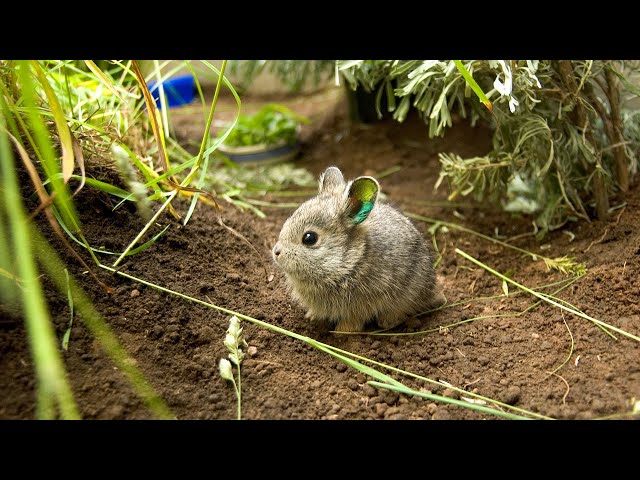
{"left": 462, "top": 337, "right": 475, "bottom": 346}
{"left": 591, "top": 398, "right": 606, "bottom": 412}
{"left": 326, "top": 414, "right": 340, "bottom": 420}
{"left": 604, "top": 372, "right": 615, "bottom": 381}
{"left": 226, "top": 273, "right": 241, "bottom": 282}
{"left": 375, "top": 403, "right": 388, "bottom": 417}
{"left": 426, "top": 403, "right": 438, "bottom": 415}
{"left": 387, "top": 412, "right": 408, "bottom": 420}
{"left": 575, "top": 410, "right": 595, "bottom": 420}
{"left": 363, "top": 384, "right": 377, "bottom": 397}
{"left": 383, "top": 392, "right": 399, "bottom": 406}
{"left": 149, "top": 325, "right": 164, "bottom": 340}
{"left": 442, "top": 388, "right": 460, "bottom": 400}
{"left": 130, "top": 289, "right": 140, "bottom": 298}
{"left": 347, "top": 378, "right": 359, "bottom": 391}
{"left": 247, "top": 346, "right": 258, "bottom": 357}
{"left": 355, "top": 373, "right": 367, "bottom": 384}
{"left": 499, "top": 386, "right": 521, "bottom": 405}
{"left": 371, "top": 341, "right": 382, "bottom": 349}
{"left": 383, "top": 406, "right": 401, "bottom": 419}
{"left": 429, "top": 356, "right": 443, "bottom": 366}
{"left": 478, "top": 356, "right": 490, "bottom": 366}
{"left": 432, "top": 407, "right": 452, "bottom": 420}
{"left": 336, "top": 363, "right": 347, "bottom": 373}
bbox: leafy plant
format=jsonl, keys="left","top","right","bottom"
{"left": 337, "top": 60, "right": 640, "bottom": 236}
{"left": 219, "top": 103, "right": 308, "bottom": 148}
{"left": 218, "top": 315, "right": 248, "bottom": 420}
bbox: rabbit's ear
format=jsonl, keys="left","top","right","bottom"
{"left": 319, "top": 166, "right": 345, "bottom": 194}
{"left": 345, "top": 176, "right": 379, "bottom": 224}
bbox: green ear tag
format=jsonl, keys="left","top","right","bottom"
{"left": 346, "top": 177, "right": 379, "bottom": 224}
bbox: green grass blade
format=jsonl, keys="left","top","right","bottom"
{"left": 51, "top": 205, "right": 169, "bottom": 257}
{"left": 31, "top": 61, "right": 75, "bottom": 183}
{"left": 184, "top": 60, "right": 230, "bottom": 226}
{"left": 1, "top": 110, "right": 80, "bottom": 420}
{"left": 83, "top": 60, "right": 126, "bottom": 101}
{"left": 456, "top": 248, "right": 640, "bottom": 342}
{"left": 30, "top": 223, "right": 174, "bottom": 420}
{"left": 16, "top": 60, "right": 80, "bottom": 232}
{"left": 61, "top": 268, "right": 74, "bottom": 351}
{"left": 453, "top": 60, "right": 492, "bottom": 111}
{"left": 98, "top": 264, "right": 548, "bottom": 420}
{"left": 44, "top": 174, "right": 132, "bottom": 200}
{"left": 368, "top": 381, "right": 534, "bottom": 420}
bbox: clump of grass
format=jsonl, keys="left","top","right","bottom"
{"left": 218, "top": 315, "right": 248, "bottom": 420}
{"left": 0, "top": 59, "right": 243, "bottom": 418}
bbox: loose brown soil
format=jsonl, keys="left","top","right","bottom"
{"left": 2, "top": 86, "right": 639, "bottom": 420}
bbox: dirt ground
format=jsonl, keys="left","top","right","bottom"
{"left": 2, "top": 84, "right": 639, "bottom": 420}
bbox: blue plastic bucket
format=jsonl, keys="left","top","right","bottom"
{"left": 147, "top": 75, "right": 195, "bottom": 109}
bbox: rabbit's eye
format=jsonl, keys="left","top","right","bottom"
{"left": 302, "top": 231, "right": 318, "bottom": 246}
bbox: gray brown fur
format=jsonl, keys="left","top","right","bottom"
{"left": 272, "top": 166, "right": 444, "bottom": 332}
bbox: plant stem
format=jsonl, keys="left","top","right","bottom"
{"left": 605, "top": 64, "right": 629, "bottom": 193}
{"left": 556, "top": 60, "right": 609, "bottom": 220}
{"left": 455, "top": 248, "right": 640, "bottom": 342}
{"left": 1, "top": 119, "right": 80, "bottom": 420}
{"left": 98, "top": 264, "right": 549, "bottom": 420}
{"left": 236, "top": 368, "right": 242, "bottom": 420}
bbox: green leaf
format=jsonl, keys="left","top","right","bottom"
{"left": 453, "top": 60, "right": 492, "bottom": 111}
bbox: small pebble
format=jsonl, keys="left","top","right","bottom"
{"left": 375, "top": 403, "right": 388, "bottom": 417}
{"left": 432, "top": 407, "right": 452, "bottom": 420}
{"left": 247, "top": 346, "right": 258, "bottom": 357}
{"left": 363, "top": 384, "right": 377, "bottom": 397}
{"left": 347, "top": 378, "right": 359, "bottom": 391}
{"left": 426, "top": 403, "right": 438, "bottom": 415}
{"left": 383, "top": 392, "right": 399, "bottom": 406}
{"left": 478, "top": 356, "right": 490, "bottom": 366}
{"left": 591, "top": 398, "right": 606, "bottom": 412}
{"left": 499, "top": 386, "right": 521, "bottom": 405}
{"left": 355, "top": 373, "right": 367, "bottom": 384}
{"left": 383, "top": 406, "right": 401, "bottom": 419}
{"left": 462, "top": 337, "right": 475, "bottom": 346}
{"left": 442, "top": 388, "right": 460, "bottom": 400}
{"left": 226, "top": 273, "right": 241, "bottom": 282}
{"left": 336, "top": 363, "right": 347, "bottom": 373}
{"left": 130, "top": 289, "right": 140, "bottom": 298}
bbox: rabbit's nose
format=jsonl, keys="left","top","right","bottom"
{"left": 273, "top": 244, "right": 282, "bottom": 257}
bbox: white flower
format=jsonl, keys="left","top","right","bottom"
{"left": 509, "top": 95, "right": 519, "bottom": 113}
{"left": 493, "top": 61, "right": 513, "bottom": 97}
{"left": 219, "top": 358, "right": 234, "bottom": 381}
{"left": 223, "top": 333, "right": 236, "bottom": 351}
{"left": 493, "top": 60, "right": 520, "bottom": 113}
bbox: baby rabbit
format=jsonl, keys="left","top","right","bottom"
{"left": 272, "top": 166, "right": 444, "bottom": 332}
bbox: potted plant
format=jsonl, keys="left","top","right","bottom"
{"left": 217, "top": 103, "right": 309, "bottom": 164}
